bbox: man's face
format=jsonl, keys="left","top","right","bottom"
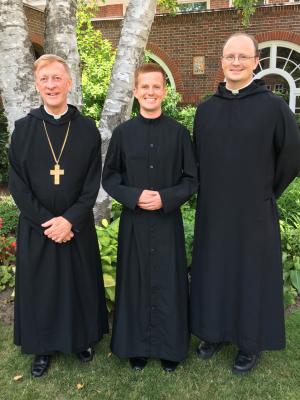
{"left": 134, "top": 71, "right": 166, "bottom": 117}
{"left": 35, "top": 61, "right": 72, "bottom": 114}
{"left": 221, "top": 36, "right": 259, "bottom": 89}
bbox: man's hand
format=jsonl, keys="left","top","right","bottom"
{"left": 42, "top": 217, "right": 73, "bottom": 243}
{"left": 138, "top": 190, "right": 162, "bottom": 210}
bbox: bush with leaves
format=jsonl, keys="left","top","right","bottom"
{"left": 96, "top": 218, "right": 119, "bottom": 312}
{"left": 0, "top": 217, "right": 16, "bottom": 292}
{"left": 0, "top": 108, "right": 9, "bottom": 184}
{"left": 0, "top": 195, "right": 19, "bottom": 236}
{"left": 76, "top": 0, "right": 116, "bottom": 121}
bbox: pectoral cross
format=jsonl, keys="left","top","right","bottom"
{"left": 50, "top": 164, "right": 64, "bottom": 185}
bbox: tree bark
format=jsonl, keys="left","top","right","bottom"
{"left": 44, "top": 0, "right": 82, "bottom": 109}
{"left": 95, "top": 0, "right": 157, "bottom": 222}
{"left": 0, "top": 0, "right": 39, "bottom": 136}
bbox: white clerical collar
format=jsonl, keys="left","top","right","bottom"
{"left": 225, "top": 79, "right": 254, "bottom": 95}
{"left": 44, "top": 105, "right": 68, "bottom": 120}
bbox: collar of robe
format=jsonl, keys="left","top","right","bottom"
{"left": 215, "top": 79, "right": 269, "bottom": 100}
{"left": 44, "top": 105, "right": 69, "bottom": 120}
{"left": 138, "top": 113, "right": 164, "bottom": 124}
{"left": 28, "top": 105, "right": 80, "bottom": 126}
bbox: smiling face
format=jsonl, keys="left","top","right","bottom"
{"left": 35, "top": 61, "right": 72, "bottom": 114}
{"left": 222, "top": 35, "right": 259, "bottom": 90}
{"left": 134, "top": 71, "right": 166, "bottom": 118}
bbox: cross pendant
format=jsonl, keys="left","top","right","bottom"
{"left": 50, "top": 163, "right": 64, "bottom": 185}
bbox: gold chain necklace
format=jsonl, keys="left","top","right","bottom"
{"left": 42, "top": 120, "right": 71, "bottom": 185}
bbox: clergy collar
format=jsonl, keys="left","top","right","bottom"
{"left": 43, "top": 105, "right": 69, "bottom": 120}
{"left": 225, "top": 79, "right": 254, "bottom": 95}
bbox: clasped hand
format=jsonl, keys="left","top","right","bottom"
{"left": 138, "top": 190, "right": 162, "bottom": 210}
{"left": 42, "top": 216, "right": 73, "bottom": 243}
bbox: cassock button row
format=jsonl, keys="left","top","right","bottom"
{"left": 149, "top": 165, "right": 154, "bottom": 169}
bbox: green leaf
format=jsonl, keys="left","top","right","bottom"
{"left": 290, "top": 270, "right": 300, "bottom": 293}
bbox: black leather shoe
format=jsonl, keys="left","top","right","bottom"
{"left": 129, "top": 357, "right": 148, "bottom": 371}
{"left": 31, "top": 355, "right": 51, "bottom": 378}
{"left": 232, "top": 351, "right": 260, "bottom": 375}
{"left": 161, "top": 359, "right": 179, "bottom": 372}
{"left": 76, "top": 347, "right": 94, "bottom": 363}
{"left": 196, "top": 341, "right": 223, "bottom": 359}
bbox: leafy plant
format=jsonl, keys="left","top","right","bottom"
{"left": 0, "top": 195, "right": 19, "bottom": 235}
{"left": 181, "top": 203, "right": 195, "bottom": 267}
{"left": 76, "top": 0, "right": 116, "bottom": 121}
{"left": 280, "top": 216, "right": 300, "bottom": 306}
{"left": 0, "top": 107, "right": 9, "bottom": 184}
{"left": 96, "top": 218, "right": 119, "bottom": 312}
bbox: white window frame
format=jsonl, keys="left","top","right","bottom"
{"left": 255, "top": 40, "right": 300, "bottom": 112}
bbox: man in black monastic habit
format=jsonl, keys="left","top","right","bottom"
{"left": 102, "top": 63, "right": 197, "bottom": 372}
{"left": 191, "top": 33, "right": 300, "bottom": 374}
{"left": 9, "top": 55, "right": 108, "bottom": 377}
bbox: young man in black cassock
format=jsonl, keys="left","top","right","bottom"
{"left": 102, "top": 63, "right": 197, "bottom": 372}
{"left": 9, "top": 55, "right": 108, "bottom": 377}
{"left": 191, "top": 33, "right": 300, "bottom": 374}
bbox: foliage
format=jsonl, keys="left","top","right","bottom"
{"left": 0, "top": 217, "right": 16, "bottom": 292}
{"left": 76, "top": 0, "right": 116, "bottom": 121}
{"left": 280, "top": 218, "right": 300, "bottom": 306}
{"left": 278, "top": 179, "right": 300, "bottom": 305}
{"left": 0, "top": 108, "right": 9, "bottom": 184}
{"left": 277, "top": 178, "right": 300, "bottom": 226}
{"left": 181, "top": 203, "right": 195, "bottom": 267}
{"left": 0, "top": 195, "right": 19, "bottom": 236}
{"left": 233, "top": 0, "right": 258, "bottom": 26}
{"left": 96, "top": 218, "right": 119, "bottom": 312}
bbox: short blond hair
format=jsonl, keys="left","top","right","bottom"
{"left": 34, "top": 54, "right": 72, "bottom": 78}
{"left": 134, "top": 63, "right": 166, "bottom": 87}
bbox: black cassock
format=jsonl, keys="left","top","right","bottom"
{"left": 102, "top": 114, "right": 197, "bottom": 362}
{"left": 191, "top": 80, "right": 300, "bottom": 354}
{"left": 9, "top": 106, "right": 108, "bottom": 355}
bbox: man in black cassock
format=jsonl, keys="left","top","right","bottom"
{"left": 191, "top": 33, "right": 300, "bottom": 374}
{"left": 102, "top": 63, "right": 197, "bottom": 372}
{"left": 9, "top": 55, "right": 108, "bottom": 377}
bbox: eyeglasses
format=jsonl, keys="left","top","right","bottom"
{"left": 222, "top": 55, "right": 257, "bottom": 63}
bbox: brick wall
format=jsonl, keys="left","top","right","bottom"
{"left": 210, "top": 0, "right": 230, "bottom": 9}
{"left": 96, "top": 4, "right": 123, "bottom": 18}
{"left": 94, "top": 5, "right": 300, "bottom": 103}
{"left": 24, "top": 5, "right": 44, "bottom": 46}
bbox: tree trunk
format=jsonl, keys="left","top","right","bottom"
{"left": 44, "top": 0, "right": 82, "bottom": 109}
{"left": 0, "top": 0, "right": 40, "bottom": 136}
{"left": 95, "top": 0, "right": 157, "bottom": 222}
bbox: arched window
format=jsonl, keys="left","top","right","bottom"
{"left": 254, "top": 41, "right": 300, "bottom": 113}
{"left": 146, "top": 52, "right": 176, "bottom": 90}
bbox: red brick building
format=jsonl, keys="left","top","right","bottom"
{"left": 24, "top": 1, "right": 300, "bottom": 114}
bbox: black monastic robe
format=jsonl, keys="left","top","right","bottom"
{"left": 191, "top": 80, "right": 300, "bottom": 354}
{"left": 9, "top": 105, "right": 108, "bottom": 354}
{"left": 102, "top": 114, "right": 197, "bottom": 362}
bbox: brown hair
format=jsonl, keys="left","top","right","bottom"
{"left": 222, "top": 32, "right": 259, "bottom": 57}
{"left": 34, "top": 54, "right": 72, "bottom": 79}
{"left": 134, "top": 63, "right": 166, "bottom": 87}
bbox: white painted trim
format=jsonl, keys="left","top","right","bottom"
{"left": 256, "top": 40, "right": 300, "bottom": 112}
{"left": 147, "top": 53, "right": 176, "bottom": 89}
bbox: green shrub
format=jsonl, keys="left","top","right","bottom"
{"left": 0, "top": 108, "right": 9, "bottom": 184}
{"left": 96, "top": 218, "right": 119, "bottom": 312}
{"left": 0, "top": 195, "right": 19, "bottom": 235}
{"left": 280, "top": 216, "right": 300, "bottom": 306}
{"left": 277, "top": 178, "right": 300, "bottom": 226}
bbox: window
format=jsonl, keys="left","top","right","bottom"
{"left": 177, "top": 1, "right": 207, "bottom": 12}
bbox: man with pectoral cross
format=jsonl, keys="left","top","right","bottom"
{"left": 9, "top": 54, "right": 108, "bottom": 377}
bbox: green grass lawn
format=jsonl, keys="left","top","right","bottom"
{"left": 0, "top": 311, "right": 300, "bottom": 400}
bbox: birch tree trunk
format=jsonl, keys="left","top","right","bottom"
{"left": 95, "top": 0, "right": 157, "bottom": 222}
{"left": 44, "top": 0, "right": 82, "bottom": 109}
{"left": 0, "top": 0, "right": 40, "bottom": 136}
